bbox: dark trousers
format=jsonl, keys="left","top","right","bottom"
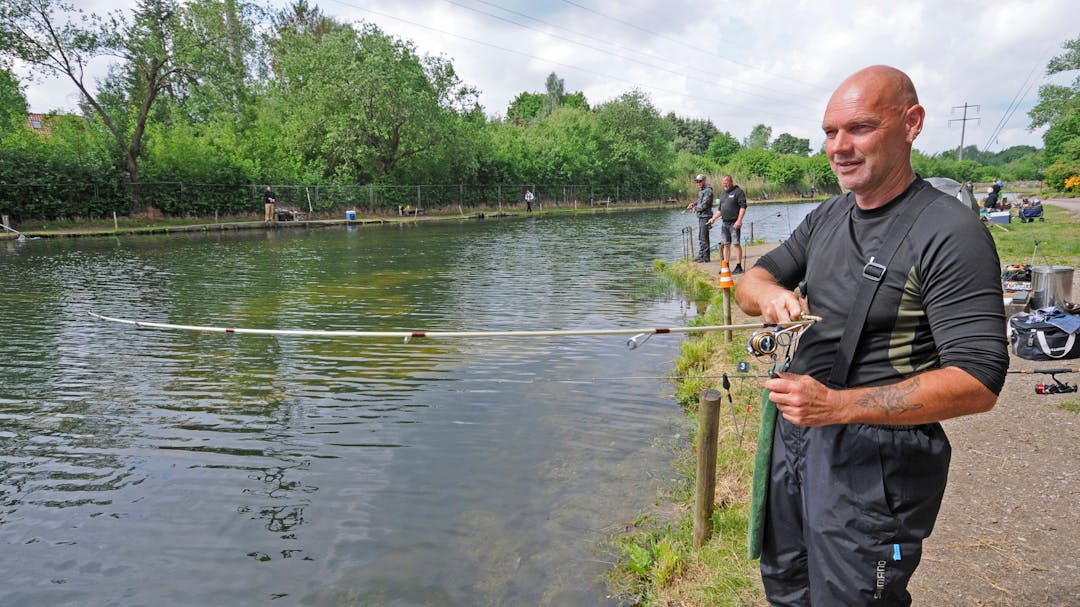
{"left": 760, "top": 417, "right": 950, "bottom": 606}
{"left": 697, "top": 218, "right": 711, "bottom": 260}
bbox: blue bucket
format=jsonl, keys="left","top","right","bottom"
{"left": 346, "top": 210, "right": 356, "bottom": 221}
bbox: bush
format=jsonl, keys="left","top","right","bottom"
{"left": 1045, "top": 162, "right": 1080, "bottom": 191}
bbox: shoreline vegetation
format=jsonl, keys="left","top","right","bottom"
{"left": 1, "top": 180, "right": 1058, "bottom": 242}
{"left": 608, "top": 201, "right": 1080, "bottom": 606}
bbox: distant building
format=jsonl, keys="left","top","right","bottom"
{"left": 26, "top": 113, "right": 50, "bottom": 135}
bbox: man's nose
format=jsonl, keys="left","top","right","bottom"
{"left": 828, "top": 130, "right": 853, "bottom": 155}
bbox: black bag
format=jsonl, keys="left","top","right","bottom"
{"left": 1008, "top": 312, "right": 1080, "bottom": 360}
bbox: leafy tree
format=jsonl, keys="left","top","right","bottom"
{"left": 743, "top": 123, "right": 771, "bottom": 149}
{"left": 507, "top": 91, "right": 543, "bottom": 123}
{"left": 0, "top": 0, "right": 212, "bottom": 211}
{"left": 563, "top": 90, "right": 588, "bottom": 111}
{"left": 1029, "top": 35, "right": 1080, "bottom": 165}
{"left": 271, "top": 22, "right": 478, "bottom": 182}
{"left": 728, "top": 148, "right": 776, "bottom": 178}
{"left": 803, "top": 154, "right": 837, "bottom": 190}
{"left": 594, "top": 90, "right": 675, "bottom": 189}
{"left": 541, "top": 71, "right": 565, "bottom": 118}
{"left": 507, "top": 73, "right": 586, "bottom": 124}
{"left": 0, "top": 67, "right": 27, "bottom": 132}
{"left": 771, "top": 132, "right": 810, "bottom": 155}
{"left": 665, "top": 113, "right": 718, "bottom": 155}
{"left": 533, "top": 106, "right": 602, "bottom": 183}
{"left": 766, "top": 154, "right": 804, "bottom": 187}
{"left": 704, "top": 130, "right": 739, "bottom": 165}
{"left": 172, "top": 0, "right": 261, "bottom": 123}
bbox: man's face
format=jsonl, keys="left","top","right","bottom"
{"left": 696, "top": 179, "right": 705, "bottom": 189}
{"left": 722, "top": 176, "right": 733, "bottom": 191}
{"left": 821, "top": 77, "right": 922, "bottom": 200}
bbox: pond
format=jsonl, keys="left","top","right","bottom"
{"left": 0, "top": 205, "right": 813, "bottom": 606}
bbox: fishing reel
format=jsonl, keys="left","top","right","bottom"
{"left": 747, "top": 328, "right": 781, "bottom": 357}
{"left": 746, "top": 324, "right": 808, "bottom": 359}
{"left": 1028, "top": 367, "right": 1080, "bottom": 395}
{"left": 1035, "top": 372, "right": 1078, "bottom": 394}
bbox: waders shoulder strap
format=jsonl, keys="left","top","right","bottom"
{"left": 826, "top": 181, "right": 942, "bottom": 389}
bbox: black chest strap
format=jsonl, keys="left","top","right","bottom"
{"left": 826, "top": 181, "right": 942, "bottom": 389}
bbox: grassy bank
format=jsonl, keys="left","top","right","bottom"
{"left": 1, "top": 200, "right": 684, "bottom": 240}
{"left": 608, "top": 203, "right": 1080, "bottom": 606}
{"left": 606, "top": 261, "right": 768, "bottom": 606}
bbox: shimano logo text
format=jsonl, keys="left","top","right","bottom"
{"left": 873, "top": 560, "right": 887, "bottom": 599}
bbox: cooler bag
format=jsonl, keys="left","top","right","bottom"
{"left": 1008, "top": 312, "right": 1080, "bottom": 360}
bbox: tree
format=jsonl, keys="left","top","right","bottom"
{"left": 766, "top": 154, "right": 804, "bottom": 188}
{"left": 771, "top": 132, "right": 810, "bottom": 156}
{"left": 594, "top": 90, "right": 674, "bottom": 188}
{"left": 507, "top": 73, "right": 587, "bottom": 124}
{"left": 271, "top": 22, "right": 478, "bottom": 182}
{"left": 507, "top": 91, "right": 543, "bottom": 123}
{"left": 803, "top": 154, "right": 837, "bottom": 190}
{"left": 541, "top": 71, "right": 565, "bottom": 118}
{"left": 729, "top": 148, "right": 776, "bottom": 178}
{"left": 0, "top": 67, "right": 27, "bottom": 132}
{"left": 743, "top": 123, "right": 772, "bottom": 149}
{"left": 172, "top": 0, "right": 261, "bottom": 123}
{"left": 665, "top": 113, "right": 718, "bottom": 155}
{"left": 704, "top": 130, "right": 739, "bottom": 165}
{"left": 1029, "top": 35, "right": 1080, "bottom": 165}
{"left": 0, "top": 0, "right": 209, "bottom": 211}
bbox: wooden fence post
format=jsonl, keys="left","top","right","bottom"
{"left": 694, "top": 389, "right": 722, "bottom": 548}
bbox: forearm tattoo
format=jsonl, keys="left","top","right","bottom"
{"left": 854, "top": 377, "right": 925, "bottom": 417}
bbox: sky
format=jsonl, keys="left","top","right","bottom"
{"left": 16, "top": 0, "right": 1080, "bottom": 156}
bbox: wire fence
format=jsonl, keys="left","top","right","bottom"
{"left": 0, "top": 181, "right": 684, "bottom": 222}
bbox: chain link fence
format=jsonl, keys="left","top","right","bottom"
{"left": 0, "top": 181, "right": 684, "bottom": 222}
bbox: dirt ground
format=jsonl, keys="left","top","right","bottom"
{"left": 708, "top": 200, "right": 1080, "bottom": 605}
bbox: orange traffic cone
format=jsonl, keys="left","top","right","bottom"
{"left": 718, "top": 260, "right": 735, "bottom": 289}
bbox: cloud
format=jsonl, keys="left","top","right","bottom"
{"left": 18, "top": 0, "right": 1078, "bottom": 156}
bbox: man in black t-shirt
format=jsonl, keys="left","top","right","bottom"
{"left": 707, "top": 175, "right": 747, "bottom": 272}
{"left": 736, "top": 65, "right": 1008, "bottom": 606}
{"left": 263, "top": 186, "right": 276, "bottom": 222}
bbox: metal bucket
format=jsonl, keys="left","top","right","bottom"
{"left": 1028, "top": 265, "right": 1074, "bottom": 310}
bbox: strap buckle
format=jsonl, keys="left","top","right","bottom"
{"left": 863, "top": 256, "right": 886, "bottom": 282}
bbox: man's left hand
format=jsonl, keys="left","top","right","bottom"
{"left": 764, "top": 371, "right": 839, "bottom": 427}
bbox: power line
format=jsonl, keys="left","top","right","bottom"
{"left": 323, "top": 0, "right": 810, "bottom": 123}
{"left": 460, "top": 0, "right": 818, "bottom": 104}
{"left": 983, "top": 62, "right": 1043, "bottom": 151}
{"left": 558, "top": 0, "right": 831, "bottom": 93}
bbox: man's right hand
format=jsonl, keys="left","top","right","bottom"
{"left": 734, "top": 267, "right": 807, "bottom": 324}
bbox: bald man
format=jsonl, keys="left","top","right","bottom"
{"left": 736, "top": 66, "right": 1008, "bottom": 605}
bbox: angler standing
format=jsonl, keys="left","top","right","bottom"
{"left": 686, "top": 174, "right": 714, "bottom": 262}
{"left": 707, "top": 174, "right": 748, "bottom": 273}
{"left": 735, "top": 65, "right": 1008, "bottom": 606}
{"left": 263, "top": 185, "right": 277, "bottom": 222}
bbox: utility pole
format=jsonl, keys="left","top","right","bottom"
{"left": 949, "top": 103, "right": 980, "bottom": 161}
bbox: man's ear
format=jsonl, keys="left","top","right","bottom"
{"left": 905, "top": 104, "right": 926, "bottom": 143}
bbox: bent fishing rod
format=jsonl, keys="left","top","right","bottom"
{"left": 87, "top": 310, "right": 821, "bottom": 348}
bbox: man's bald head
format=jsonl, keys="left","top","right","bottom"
{"left": 830, "top": 65, "right": 919, "bottom": 115}
{"left": 821, "top": 65, "right": 925, "bottom": 208}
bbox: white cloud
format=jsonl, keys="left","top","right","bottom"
{"left": 18, "top": 0, "right": 1079, "bottom": 155}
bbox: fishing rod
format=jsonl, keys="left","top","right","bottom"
{"left": 1, "top": 222, "right": 34, "bottom": 241}
{"left": 1008, "top": 367, "right": 1079, "bottom": 394}
{"left": 86, "top": 310, "right": 821, "bottom": 347}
